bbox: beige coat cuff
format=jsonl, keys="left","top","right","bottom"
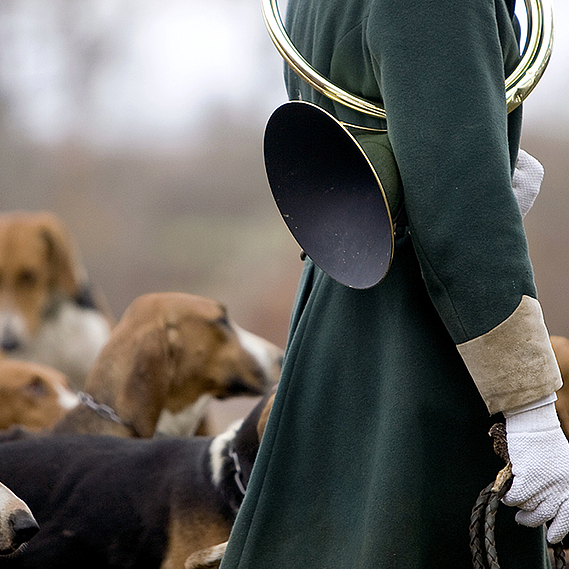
{"left": 457, "top": 295, "right": 562, "bottom": 414}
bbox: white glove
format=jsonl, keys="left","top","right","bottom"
{"left": 502, "top": 397, "right": 569, "bottom": 543}
{"left": 511, "top": 149, "right": 544, "bottom": 218}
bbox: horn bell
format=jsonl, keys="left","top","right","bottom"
{"left": 263, "top": 101, "right": 394, "bottom": 290}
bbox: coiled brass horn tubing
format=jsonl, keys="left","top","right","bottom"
{"left": 506, "top": 0, "right": 554, "bottom": 109}
{"left": 261, "top": 0, "right": 554, "bottom": 116}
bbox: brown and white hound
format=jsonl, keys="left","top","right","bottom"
{"left": 50, "top": 292, "right": 283, "bottom": 438}
{"left": 0, "top": 211, "right": 113, "bottom": 390}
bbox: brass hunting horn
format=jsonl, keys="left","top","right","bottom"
{"left": 261, "top": 0, "right": 554, "bottom": 289}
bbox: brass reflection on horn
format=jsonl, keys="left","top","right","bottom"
{"left": 261, "top": 0, "right": 553, "bottom": 118}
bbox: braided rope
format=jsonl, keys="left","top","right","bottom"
{"left": 554, "top": 544, "right": 567, "bottom": 569}
{"left": 470, "top": 482, "right": 494, "bottom": 569}
{"left": 470, "top": 423, "right": 566, "bottom": 569}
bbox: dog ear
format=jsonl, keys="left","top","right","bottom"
{"left": 256, "top": 392, "right": 276, "bottom": 443}
{"left": 121, "top": 327, "right": 171, "bottom": 438}
{"left": 36, "top": 212, "right": 84, "bottom": 298}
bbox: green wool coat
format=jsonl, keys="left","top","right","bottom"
{"left": 220, "top": 0, "right": 551, "bottom": 567}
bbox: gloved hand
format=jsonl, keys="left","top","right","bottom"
{"left": 502, "top": 398, "right": 569, "bottom": 544}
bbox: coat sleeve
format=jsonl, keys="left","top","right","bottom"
{"left": 366, "top": 0, "right": 561, "bottom": 413}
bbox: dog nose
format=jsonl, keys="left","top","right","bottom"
{"left": 9, "top": 509, "right": 39, "bottom": 549}
{"left": 0, "top": 327, "right": 20, "bottom": 352}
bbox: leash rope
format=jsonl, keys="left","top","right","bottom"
{"left": 470, "top": 423, "right": 566, "bottom": 569}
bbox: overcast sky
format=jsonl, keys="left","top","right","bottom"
{"left": 0, "top": 0, "right": 566, "bottom": 148}
{"left": 521, "top": 1, "right": 569, "bottom": 136}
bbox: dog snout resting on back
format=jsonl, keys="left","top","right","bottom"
{"left": 51, "top": 292, "right": 283, "bottom": 438}
{"left": 0, "top": 360, "right": 79, "bottom": 432}
{"left": 0, "top": 211, "right": 113, "bottom": 390}
{"left": 0, "top": 482, "right": 38, "bottom": 557}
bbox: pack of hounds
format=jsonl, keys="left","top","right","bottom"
{"left": 0, "top": 211, "right": 568, "bottom": 568}
{"left": 0, "top": 211, "right": 284, "bottom": 568}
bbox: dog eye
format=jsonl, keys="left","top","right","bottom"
{"left": 17, "top": 269, "right": 38, "bottom": 288}
{"left": 26, "top": 376, "right": 49, "bottom": 397}
{"left": 214, "top": 306, "right": 232, "bottom": 329}
{"left": 217, "top": 314, "right": 230, "bottom": 327}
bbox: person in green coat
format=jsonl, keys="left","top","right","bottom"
{"left": 220, "top": 0, "right": 569, "bottom": 567}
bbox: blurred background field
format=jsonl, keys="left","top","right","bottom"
{"left": 0, "top": 0, "right": 568, "bottom": 430}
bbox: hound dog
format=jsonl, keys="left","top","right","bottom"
{"left": 0, "top": 360, "right": 78, "bottom": 432}
{"left": 184, "top": 542, "right": 228, "bottom": 569}
{"left": 551, "top": 336, "right": 569, "bottom": 438}
{"left": 0, "top": 482, "right": 38, "bottom": 557}
{"left": 50, "top": 292, "right": 283, "bottom": 438}
{"left": 0, "top": 211, "right": 113, "bottom": 390}
{"left": 0, "top": 391, "right": 276, "bottom": 569}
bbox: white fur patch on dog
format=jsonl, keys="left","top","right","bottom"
{"left": 54, "top": 381, "right": 80, "bottom": 411}
{"left": 209, "top": 419, "right": 243, "bottom": 489}
{"left": 233, "top": 322, "right": 282, "bottom": 381}
{"left": 155, "top": 394, "right": 214, "bottom": 437}
{"left": 17, "top": 299, "right": 111, "bottom": 390}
